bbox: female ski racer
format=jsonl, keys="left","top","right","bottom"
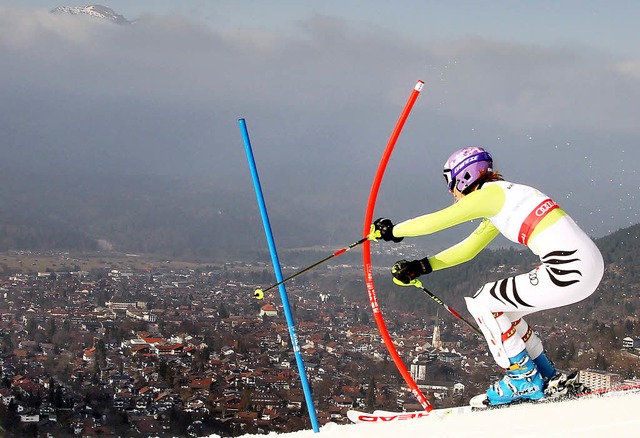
{"left": 371, "top": 146, "right": 604, "bottom": 406}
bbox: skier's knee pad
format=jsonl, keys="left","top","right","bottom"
{"left": 465, "top": 298, "right": 526, "bottom": 368}
{"left": 515, "top": 318, "right": 544, "bottom": 359}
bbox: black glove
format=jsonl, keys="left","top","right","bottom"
{"left": 391, "top": 258, "right": 432, "bottom": 284}
{"left": 372, "top": 218, "right": 404, "bottom": 242}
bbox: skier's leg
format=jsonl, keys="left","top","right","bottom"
{"left": 514, "top": 318, "right": 556, "bottom": 380}
{"left": 466, "top": 299, "right": 544, "bottom": 405}
{"left": 514, "top": 318, "right": 583, "bottom": 395}
{"left": 468, "top": 218, "right": 603, "bottom": 403}
{"left": 493, "top": 312, "right": 527, "bottom": 359}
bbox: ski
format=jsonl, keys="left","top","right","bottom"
{"left": 346, "top": 406, "right": 471, "bottom": 423}
{"left": 470, "top": 382, "right": 640, "bottom": 410}
{"left": 347, "top": 383, "right": 640, "bottom": 423}
{"left": 576, "top": 382, "right": 640, "bottom": 398}
{"left": 470, "top": 391, "right": 579, "bottom": 410}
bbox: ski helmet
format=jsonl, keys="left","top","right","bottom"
{"left": 443, "top": 147, "right": 493, "bottom": 192}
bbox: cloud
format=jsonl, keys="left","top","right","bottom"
{"left": 417, "top": 38, "right": 640, "bottom": 134}
{"left": 616, "top": 60, "right": 640, "bottom": 77}
{"left": 3, "top": 7, "right": 638, "bottom": 131}
{"left": 0, "top": 5, "right": 638, "bottom": 239}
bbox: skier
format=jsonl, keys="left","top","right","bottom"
{"left": 370, "top": 146, "right": 604, "bottom": 406}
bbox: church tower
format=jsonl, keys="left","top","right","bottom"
{"left": 432, "top": 312, "right": 442, "bottom": 349}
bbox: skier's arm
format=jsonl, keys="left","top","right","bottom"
{"left": 391, "top": 183, "right": 505, "bottom": 271}
{"left": 428, "top": 219, "right": 500, "bottom": 271}
{"left": 393, "top": 183, "right": 505, "bottom": 237}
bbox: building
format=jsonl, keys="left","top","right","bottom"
{"left": 259, "top": 304, "right": 278, "bottom": 318}
{"left": 432, "top": 320, "right": 442, "bottom": 349}
{"left": 578, "top": 369, "right": 622, "bottom": 391}
{"left": 410, "top": 360, "right": 427, "bottom": 383}
{"left": 622, "top": 337, "right": 634, "bottom": 348}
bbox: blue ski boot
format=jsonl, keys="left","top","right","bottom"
{"left": 533, "top": 351, "right": 557, "bottom": 381}
{"left": 486, "top": 350, "right": 544, "bottom": 405}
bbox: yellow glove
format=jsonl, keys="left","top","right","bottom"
{"left": 392, "top": 277, "right": 423, "bottom": 288}
{"left": 368, "top": 224, "right": 382, "bottom": 242}
{"left": 370, "top": 218, "right": 404, "bottom": 242}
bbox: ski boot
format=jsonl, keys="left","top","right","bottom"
{"left": 485, "top": 350, "right": 545, "bottom": 406}
{"left": 545, "top": 370, "right": 589, "bottom": 397}
{"left": 532, "top": 351, "right": 557, "bottom": 381}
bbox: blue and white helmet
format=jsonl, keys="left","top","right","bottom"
{"left": 443, "top": 147, "right": 493, "bottom": 192}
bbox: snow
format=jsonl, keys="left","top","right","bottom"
{"left": 50, "top": 5, "right": 130, "bottom": 24}
{"left": 209, "top": 391, "right": 640, "bottom": 437}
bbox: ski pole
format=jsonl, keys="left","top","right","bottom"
{"left": 254, "top": 236, "right": 368, "bottom": 299}
{"left": 396, "top": 278, "right": 482, "bottom": 336}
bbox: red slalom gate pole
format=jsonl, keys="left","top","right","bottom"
{"left": 362, "top": 80, "right": 434, "bottom": 411}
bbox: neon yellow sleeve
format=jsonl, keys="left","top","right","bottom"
{"left": 392, "top": 183, "right": 506, "bottom": 271}
{"left": 428, "top": 219, "right": 500, "bottom": 271}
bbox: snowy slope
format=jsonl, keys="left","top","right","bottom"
{"left": 50, "top": 5, "right": 130, "bottom": 24}
{"left": 213, "top": 391, "right": 640, "bottom": 437}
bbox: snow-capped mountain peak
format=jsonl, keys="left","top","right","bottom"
{"left": 50, "top": 5, "right": 130, "bottom": 25}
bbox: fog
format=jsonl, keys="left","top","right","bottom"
{"left": 1, "top": 6, "right": 638, "bottom": 251}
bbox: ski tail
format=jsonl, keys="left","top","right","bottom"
{"left": 346, "top": 406, "right": 472, "bottom": 423}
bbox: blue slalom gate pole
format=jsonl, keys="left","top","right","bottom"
{"left": 238, "top": 118, "right": 320, "bottom": 433}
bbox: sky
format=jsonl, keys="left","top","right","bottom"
{"left": 1, "top": 1, "right": 639, "bottom": 245}
{"left": 209, "top": 390, "right": 640, "bottom": 437}
{"left": 8, "top": 1, "right": 640, "bottom": 59}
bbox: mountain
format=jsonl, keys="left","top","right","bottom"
{"left": 50, "top": 5, "right": 131, "bottom": 24}
{"left": 1, "top": 164, "right": 638, "bottom": 264}
{"left": 0, "top": 168, "right": 321, "bottom": 261}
